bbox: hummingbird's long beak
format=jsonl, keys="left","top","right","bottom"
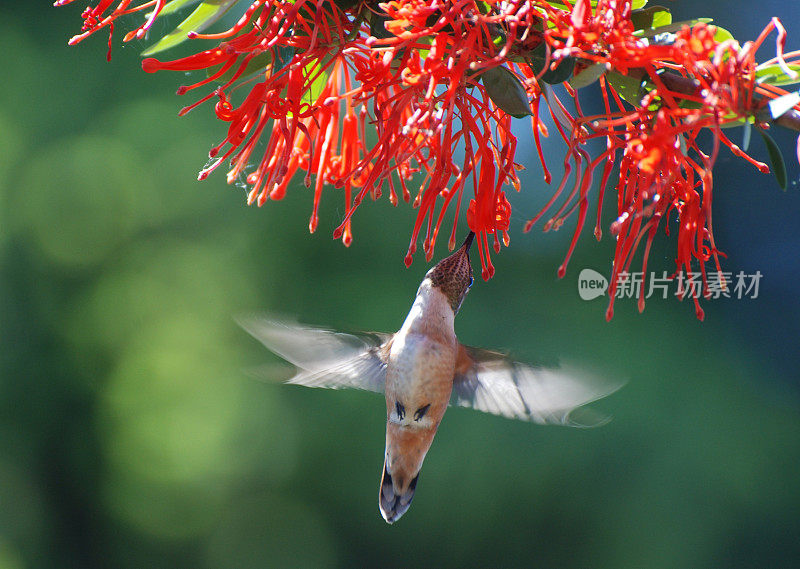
{"left": 461, "top": 231, "right": 475, "bottom": 252}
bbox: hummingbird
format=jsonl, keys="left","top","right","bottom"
{"left": 239, "top": 232, "right": 621, "bottom": 524}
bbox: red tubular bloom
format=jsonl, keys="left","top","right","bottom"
{"left": 60, "top": 0, "right": 800, "bottom": 319}
{"left": 58, "top": 0, "right": 168, "bottom": 58}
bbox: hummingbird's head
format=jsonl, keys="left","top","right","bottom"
{"left": 424, "top": 231, "right": 475, "bottom": 314}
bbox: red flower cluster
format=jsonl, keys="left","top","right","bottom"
{"left": 531, "top": 14, "right": 800, "bottom": 319}
{"left": 58, "top": 0, "right": 800, "bottom": 318}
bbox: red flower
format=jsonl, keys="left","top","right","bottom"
{"left": 55, "top": 0, "right": 169, "bottom": 60}
{"left": 59, "top": 0, "right": 800, "bottom": 319}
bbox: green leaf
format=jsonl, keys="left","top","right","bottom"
{"left": 757, "top": 127, "right": 787, "bottom": 191}
{"left": 476, "top": 0, "right": 493, "bottom": 14}
{"left": 417, "top": 35, "right": 433, "bottom": 60}
{"left": 543, "top": 1, "right": 572, "bottom": 10}
{"left": 541, "top": 0, "right": 594, "bottom": 11}
{"left": 525, "top": 44, "right": 548, "bottom": 75}
{"left": 713, "top": 25, "right": 734, "bottom": 43}
{"left": 142, "top": 0, "right": 239, "bottom": 56}
{"left": 274, "top": 46, "right": 295, "bottom": 74}
{"left": 156, "top": 0, "right": 203, "bottom": 17}
{"left": 481, "top": 66, "right": 531, "bottom": 118}
{"left": 541, "top": 83, "right": 572, "bottom": 130}
{"left": 717, "top": 118, "right": 748, "bottom": 129}
{"left": 331, "top": 0, "right": 360, "bottom": 9}
{"left": 634, "top": 18, "right": 712, "bottom": 38}
{"left": 742, "top": 121, "right": 752, "bottom": 152}
{"left": 369, "top": 12, "right": 393, "bottom": 39}
{"left": 568, "top": 62, "right": 606, "bottom": 89}
{"left": 207, "top": 50, "right": 271, "bottom": 84}
{"left": 652, "top": 9, "right": 671, "bottom": 28}
{"left": 206, "top": 45, "right": 294, "bottom": 85}
{"left": 302, "top": 61, "right": 329, "bottom": 106}
{"left": 540, "top": 57, "right": 575, "bottom": 85}
{"left": 542, "top": 0, "right": 647, "bottom": 10}
{"left": 630, "top": 6, "right": 671, "bottom": 31}
{"left": 756, "top": 64, "right": 800, "bottom": 87}
{"left": 605, "top": 71, "right": 649, "bottom": 106}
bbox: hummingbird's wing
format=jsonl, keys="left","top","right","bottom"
{"left": 451, "top": 345, "right": 623, "bottom": 426}
{"left": 237, "top": 317, "right": 392, "bottom": 393}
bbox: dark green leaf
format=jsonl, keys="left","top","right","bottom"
{"left": 481, "top": 66, "right": 531, "bottom": 118}
{"left": 630, "top": 6, "right": 671, "bottom": 31}
{"left": 274, "top": 46, "right": 295, "bottom": 74}
{"left": 541, "top": 57, "right": 575, "bottom": 85}
{"left": 206, "top": 45, "right": 294, "bottom": 85}
{"left": 332, "top": 0, "right": 360, "bottom": 9}
{"left": 207, "top": 50, "right": 271, "bottom": 83}
{"left": 476, "top": 1, "right": 493, "bottom": 14}
{"left": 369, "top": 12, "right": 393, "bottom": 39}
{"left": 757, "top": 127, "right": 787, "bottom": 191}
{"left": 526, "top": 43, "right": 575, "bottom": 84}
{"left": 568, "top": 62, "right": 606, "bottom": 89}
{"left": 526, "top": 44, "right": 548, "bottom": 76}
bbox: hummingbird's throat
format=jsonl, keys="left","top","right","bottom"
{"left": 427, "top": 250, "right": 472, "bottom": 312}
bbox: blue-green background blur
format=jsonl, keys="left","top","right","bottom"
{"left": 2, "top": 2, "right": 799, "bottom": 567}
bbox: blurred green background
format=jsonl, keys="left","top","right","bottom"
{"left": 1, "top": 2, "right": 799, "bottom": 568}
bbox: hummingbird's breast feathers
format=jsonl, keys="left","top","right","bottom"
{"left": 382, "top": 280, "right": 459, "bottom": 430}
{"left": 403, "top": 280, "right": 456, "bottom": 340}
{"left": 386, "top": 330, "right": 455, "bottom": 423}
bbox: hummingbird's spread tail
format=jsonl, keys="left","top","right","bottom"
{"left": 379, "top": 461, "right": 418, "bottom": 524}
{"left": 379, "top": 419, "right": 439, "bottom": 524}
